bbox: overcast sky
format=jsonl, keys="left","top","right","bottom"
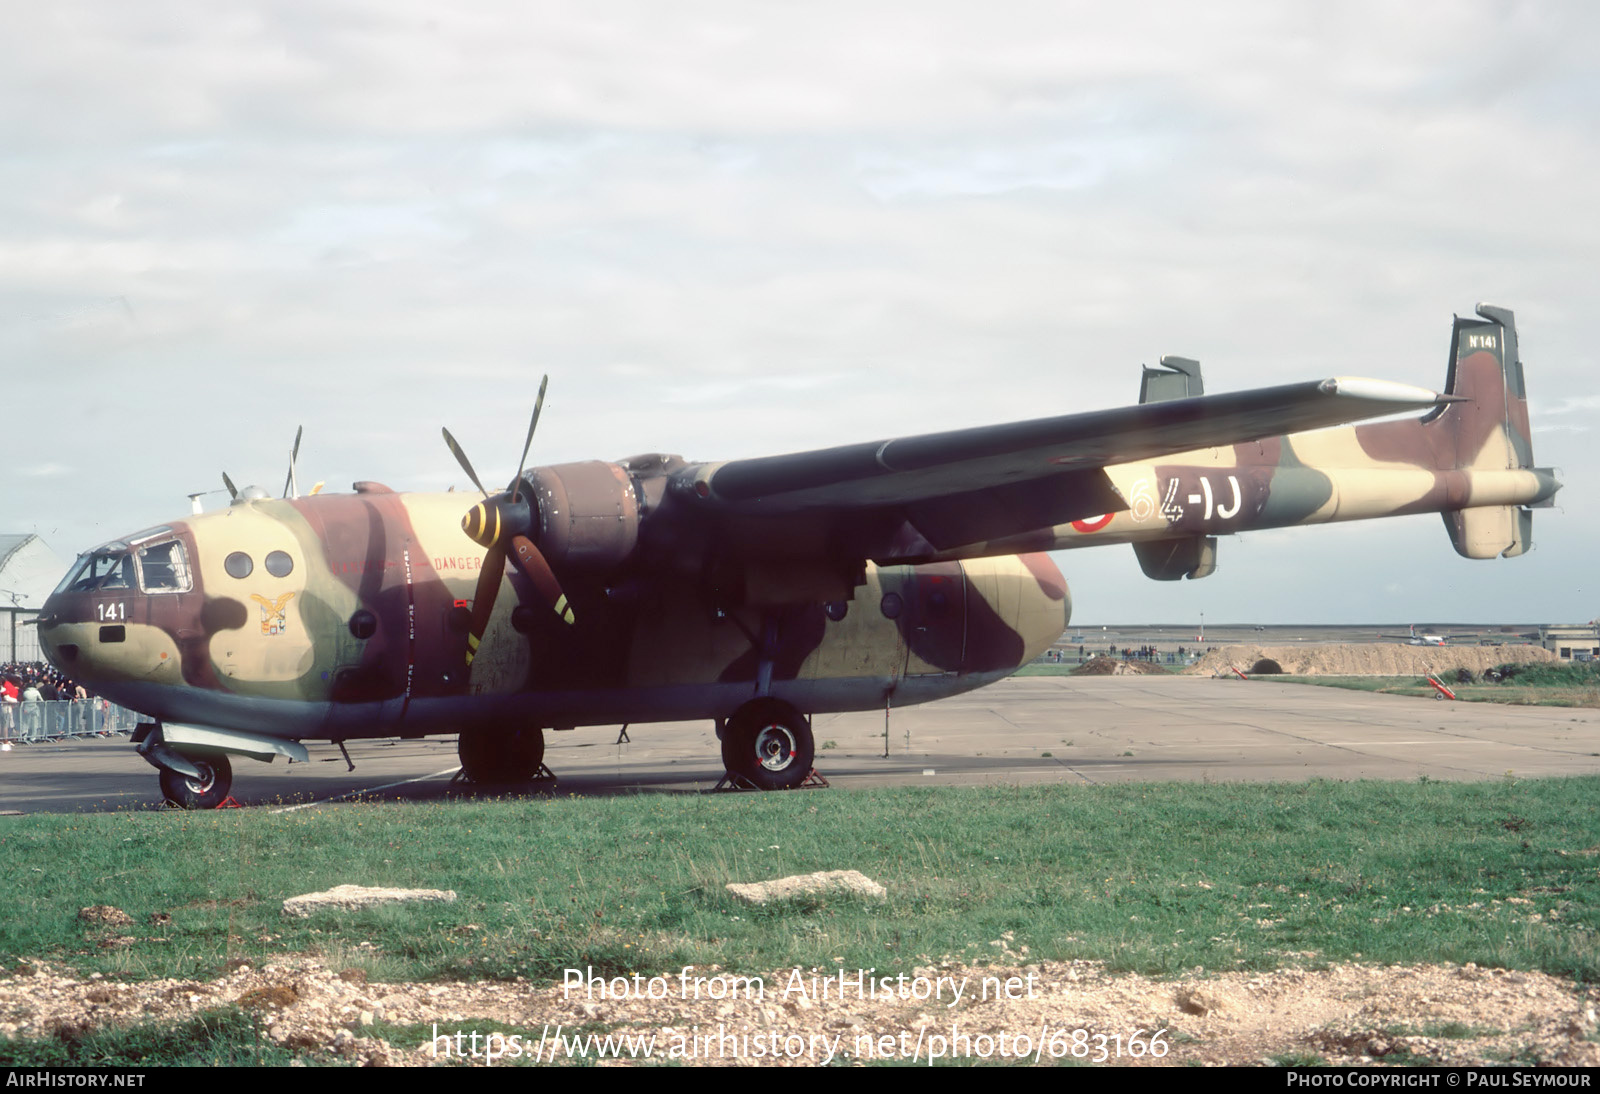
{"left": 2, "top": 1, "right": 1594, "bottom": 624}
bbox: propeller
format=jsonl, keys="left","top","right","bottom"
{"left": 445, "top": 377, "right": 573, "bottom": 672}
{"left": 217, "top": 426, "right": 314, "bottom": 509}
{"left": 282, "top": 425, "right": 303, "bottom": 498}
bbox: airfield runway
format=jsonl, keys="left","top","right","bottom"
{"left": 2, "top": 676, "right": 1597, "bottom": 814}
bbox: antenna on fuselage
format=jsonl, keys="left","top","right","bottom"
{"left": 187, "top": 488, "right": 230, "bottom": 515}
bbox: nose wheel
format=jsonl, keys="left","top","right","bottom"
{"left": 158, "top": 755, "right": 233, "bottom": 810}
{"left": 720, "top": 699, "right": 814, "bottom": 790}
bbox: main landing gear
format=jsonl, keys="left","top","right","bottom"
{"left": 456, "top": 726, "right": 549, "bottom": 784}
{"left": 719, "top": 698, "right": 816, "bottom": 791}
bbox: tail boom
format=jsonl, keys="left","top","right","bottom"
{"left": 969, "top": 304, "right": 1560, "bottom": 572}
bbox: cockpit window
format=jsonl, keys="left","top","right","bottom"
{"left": 56, "top": 550, "right": 135, "bottom": 594}
{"left": 54, "top": 556, "right": 89, "bottom": 596}
{"left": 136, "top": 540, "right": 192, "bottom": 593}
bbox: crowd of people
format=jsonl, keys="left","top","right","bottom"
{"left": 1043, "top": 644, "right": 1213, "bottom": 665}
{"left": 1, "top": 660, "right": 109, "bottom": 742}
{"left": 1107, "top": 644, "right": 1201, "bottom": 665}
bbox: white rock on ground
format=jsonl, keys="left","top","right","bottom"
{"left": 725, "top": 870, "right": 886, "bottom": 906}
{"left": 281, "top": 884, "right": 457, "bottom": 918}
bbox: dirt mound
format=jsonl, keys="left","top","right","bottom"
{"left": 1072, "top": 657, "right": 1169, "bottom": 676}
{"left": 1185, "top": 643, "right": 1559, "bottom": 677}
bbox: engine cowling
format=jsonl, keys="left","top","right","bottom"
{"left": 527, "top": 460, "right": 641, "bottom": 569}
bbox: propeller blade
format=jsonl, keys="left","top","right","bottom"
{"left": 222, "top": 472, "right": 238, "bottom": 500}
{"left": 282, "top": 425, "right": 303, "bottom": 498}
{"left": 309, "top": 481, "right": 325, "bottom": 496}
{"left": 511, "top": 534, "right": 575, "bottom": 625}
{"left": 464, "top": 542, "right": 508, "bottom": 669}
{"left": 509, "top": 375, "right": 548, "bottom": 502}
{"left": 442, "top": 427, "right": 489, "bottom": 497}
{"left": 452, "top": 382, "right": 573, "bottom": 682}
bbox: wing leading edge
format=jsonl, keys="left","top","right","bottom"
{"left": 667, "top": 377, "right": 1454, "bottom": 565}
{"left": 699, "top": 378, "right": 1451, "bottom": 508}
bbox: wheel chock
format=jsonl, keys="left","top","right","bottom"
{"left": 712, "top": 767, "right": 829, "bottom": 792}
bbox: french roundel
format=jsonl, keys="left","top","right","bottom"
{"left": 1071, "top": 514, "right": 1114, "bottom": 533}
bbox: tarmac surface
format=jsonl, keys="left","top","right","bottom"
{"left": 2, "top": 675, "right": 1597, "bottom": 814}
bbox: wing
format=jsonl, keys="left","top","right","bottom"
{"left": 672, "top": 377, "right": 1454, "bottom": 562}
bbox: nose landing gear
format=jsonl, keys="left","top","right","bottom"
{"left": 455, "top": 726, "right": 549, "bottom": 784}
{"left": 157, "top": 754, "right": 233, "bottom": 810}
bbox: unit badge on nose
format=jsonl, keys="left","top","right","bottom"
{"left": 249, "top": 592, "right": 296, "bottom": 636}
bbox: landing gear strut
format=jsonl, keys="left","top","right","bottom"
{"left": 720, "top": 699, "right": 815, "bottom": 790}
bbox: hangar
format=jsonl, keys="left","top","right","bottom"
{"left": 0, "top": 534, "right": 66, "bottom": 662}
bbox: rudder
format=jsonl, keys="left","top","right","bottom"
{"left": 1429, "top": 302, "right": 1534, "bottom": 472}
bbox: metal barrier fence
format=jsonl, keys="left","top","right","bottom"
{"left": 0, "top": 700, "right": 142, "bottom": 744}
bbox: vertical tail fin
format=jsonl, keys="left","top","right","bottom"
{"left": 1426, "top": 303, "right": 1535, "bottom": 472}
{"left": 1430, "top": 304, "right": 1545, "bottom": 558}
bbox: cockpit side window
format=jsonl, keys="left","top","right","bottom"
{"left": 136, "top": 540, "right": 193, "bottom": 593}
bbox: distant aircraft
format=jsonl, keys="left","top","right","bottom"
{"left": 1379, "top": 625, "right": 1479, "bottom": 646}
{"left": 36, "top": 304, "right": 1559, "bottom": 807}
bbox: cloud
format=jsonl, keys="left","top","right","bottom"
{"left": 2, "top": 2, "right": 1596, "bottom": 622}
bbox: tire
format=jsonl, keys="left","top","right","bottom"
{"left": 721, "top": 700, "right": 814, "bottom": 790}
{"left": 458, "top": 726, "right": 545, "bottom": 783}
{"left": 499, "top": 727, "right": 546, "bottom": 780}
{"left": 158, "top": 754, "right": 232, "bottom": 810}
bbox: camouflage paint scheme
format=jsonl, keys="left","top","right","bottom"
{"left": 35, "top": 304, "right": 1557, "bottom": 802}
{"left": 38, "top": 501, "right": 1065, "bottom": 734}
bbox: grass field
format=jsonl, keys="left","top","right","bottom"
{"left": 4, "top": 778, "right": 1598, "bottom": 990}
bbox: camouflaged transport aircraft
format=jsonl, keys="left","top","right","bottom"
{"left": 37, "top": 304, "right": 1559, "bottom": 807}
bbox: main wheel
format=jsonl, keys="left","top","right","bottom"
{"left": 158, "top": 754, "right": 232, "bottom": 810}
{"left": 458, "top": 726, "right": 546, "bottom": 783}
{"left": 499, "top": 727, "right": 546, "bottom": 780}
{"left": 720, "top": 700, "right": 814, "bottom": 790}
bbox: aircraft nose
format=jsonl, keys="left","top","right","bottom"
{"left": 36, "top": 589, "right": 84, "bottom": 669}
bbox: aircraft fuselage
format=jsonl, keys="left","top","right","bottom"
{"left": 36, "top": 488, "right": 1069, "bottom": 746}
